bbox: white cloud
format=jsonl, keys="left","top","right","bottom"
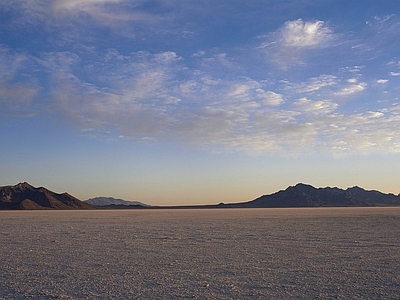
{"left": 366, "top": 111, "right": 384, "bottom": 118}
{"left": 261, "top": 19, "right": 335, "bottom": 69}
{"left": 346, "top": 65, "right": 364, "bottom": 74}
{"left": 326, "top": 111, "right": 400, "bottom": 154}
{"left": 227, "top": 81, "right": 283, "bottom": 107}
{"left": 260, "top": 91, "right": 284, "bottom": 106}
{"left": 3, "top": 46, "right": 396, "bottom": 155}
{"left": 1, "top": 14, "right": 399, "bottom": 157}
{"left": 367, "top": 14, "right": 396, "bottom": 29}
{"left": 50, "top": 71, "right": 176, "bottom": 138}
{"left": 279, "top": 19, "right": 333, "bottom": 49}
{"left": 390, "top": 72, "right": 400, "bottom": 77}
{"left": 192, "top": 51, "right": 206, "bottom": 57}
{"left": 294, "top": 98, "right": 338, "bottom": 115}
{"left": 288, "top": 75, "right": 338, "bottom": 93}
{"left": 373, "top": 15, "right": 395, "bottom": 23}
{"left": 164, "top": 96, "right": 181, "bottom": 105}
{"left": 334, "top": 81, "right": 367, "bottom": 96}
{"left": 347, "top": 78, "right": 358, "bottom": 84}
{"left": 377, "top": 79, "right": 389, "bottom": 84}
{"left": 179, "top": 80, "right": 202, "bottom": 94}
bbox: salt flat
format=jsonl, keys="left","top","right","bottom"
{"left": 0, "top": 208, "right": 399, "bottom": 299}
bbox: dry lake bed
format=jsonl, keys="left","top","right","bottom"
{"left": 0, "top": 208, "right": 399, "bottom": 299}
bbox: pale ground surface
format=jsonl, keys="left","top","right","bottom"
{"left": 0, "top": 208, "right": 399, "bottom": 299}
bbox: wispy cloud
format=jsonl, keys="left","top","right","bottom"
{"left": 53, "top": 0, "right": 122, "bottom": 10}
{"left": 0, "top": 46, "right": 39, "bottom": 116}
{"left": 260, "top": 19, "right": 336, "bottom": 69}
{"left": 0, "top": 0, "right": 165, "bottom": 42}
{"left": 227, "top": 81, "right": 283, "bottom": 107}
{"left": 2, "top": 42, "right": 400, "bottom": 155}
{"left": 44, "top": 52, "right": 400, "bottom": 154}
{"left": 334, "top": 79, "right": 367, "bottom": 96}
{"left": 0, "top": 82, "right": 39, "bottom": 116}
{"left": 2, "top": 4, "right": 400, "bottom": 156}
{"left": 285, "top": 75, "right": 338, "bottom": 93}
{"left": 294, "top": 98, "right": 338, "bottom": 115}
{"left": 51, "top": 0, "right": 159, "bottom": 30}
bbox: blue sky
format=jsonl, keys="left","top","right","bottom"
{"left": 1, "top": 0, "right": 400, "bottom": 205}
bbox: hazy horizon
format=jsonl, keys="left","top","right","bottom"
{"left": 1, "top": 1, "right": 400, "bottom": 205}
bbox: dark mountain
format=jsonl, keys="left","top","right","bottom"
{"left": 84, "top": 197, "right": 150, "bottom": 207}
{"left": 2, "top": 182, "right": 399, "bottom": 210}
{"left": 0, "top": 182, "right": 95, "bottom": 210}
{"left": 220, "top": 183, "right": 400, "bottom": 208}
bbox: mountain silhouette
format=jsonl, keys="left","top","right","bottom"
{"left": 84, "top": 197, "right": 150, "bottom": 207}
{"left": 2, "top": 182, "right": 399, "bottom": 210}
{"left": 0, "top": 182, "right": 95, "bottom": 210}
{"left": 219, "top": 183, "right": 400, "bottom": 208}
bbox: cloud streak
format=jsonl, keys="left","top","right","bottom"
{"left": 0, "top": 46, "right": 40, "bottom": 116}
{"left": 334, "top": 80, "right": 367, "bottom": 96}
{"left": 53, "top": 0, "right": 122, "bottom": 10}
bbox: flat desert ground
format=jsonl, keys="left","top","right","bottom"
{"left": 0, "top": 208, "right": 399, "bottom": 299}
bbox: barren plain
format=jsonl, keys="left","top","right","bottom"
{"left": 1, "top": 208, "right": 399, "bottom": 299}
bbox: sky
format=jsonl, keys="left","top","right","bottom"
{"left": 1, "top": 0, "right": 400, "bottom": 205}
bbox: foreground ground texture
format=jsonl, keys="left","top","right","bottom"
{"left": 0, "top": 208, "right": 399, "bottom": 299}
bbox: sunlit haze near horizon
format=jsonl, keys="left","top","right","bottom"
{"left": 1, "top": 0, "right": 400, "bottom": 205}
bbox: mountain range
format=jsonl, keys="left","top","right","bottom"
{"left": 84, "top": 197, "right": 149, "bottom": 208}
{"left": 0, "top": 182, "right": 94, "bottom": 210}
{"left": 216, "top": 183, "right": 400, "bottom": 208}
{"left": 1, "top": 182, "right": 400, "bottom": 210}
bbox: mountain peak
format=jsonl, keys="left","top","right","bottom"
{"left": 347, "top": 186, "right": 364, "bottom": 191}
{"left": 295, "top": 182, "right": 312, "bottom": 186}
{"left": 1, "top": 183, "right": 95, "bottom": 210}
{"left": 15, "top": 182, "right": 35, "bottom": 190}
{"left": 243, "top": 184, "right": 400, "bottom": 208}
{"left": 293, "top": 183, "right": 315, "bottom": 189}
{"left": 285, "top": 183, "right": 316, "bottom": 193}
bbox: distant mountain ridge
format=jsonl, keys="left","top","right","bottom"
{"left": 218, "top": 183, "right": 400, "bottom": 208}
{"left": 0, "top": 182, "right": 94, "bottom": 210}
{"left": 1, "top": 182, "right": 400, "bottom": 210}
{"left": 84, "top": 197, "right": 149, "bottom": 207}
